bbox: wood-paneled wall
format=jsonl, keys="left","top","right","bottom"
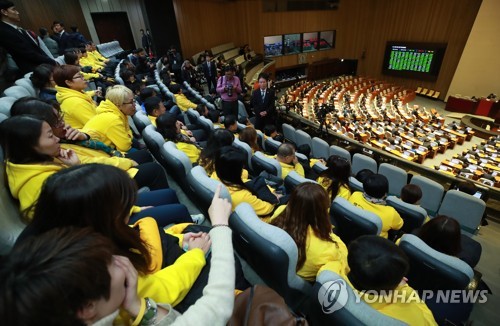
{"left": 79, "top": 0, "right": 147, "bottom": 48}
{"left": 172, "top": 0, "right": 481, "bottom": 99}
{"left": 12, "top": 0, "right": 91, "bottom": 41}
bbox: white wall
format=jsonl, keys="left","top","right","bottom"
{"left": 79, "top": 0, "right": 147, "bottom": 48}
{"left": 446, "top": 0, "right": 500, "bottom": 100}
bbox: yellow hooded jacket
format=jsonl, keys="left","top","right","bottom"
{"left": 6, "top": 161, "right": 64, "bottom": 214}
{"left": 56, "top": 86, "right": 97, "bottom": 129}
{"left": 82, "top": 99, "right": 133, "bottom": 153}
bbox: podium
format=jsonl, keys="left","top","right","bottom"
{"left": 474, "top": 99, "right": 494, "bottom": 117}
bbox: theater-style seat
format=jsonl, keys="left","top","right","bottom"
{"left": 187, "top": 166, "right": 231, "bottom": 217}
{"left": 0, "top": 113, "right": 8, "bottom": 122}
{"left": 0, "top": 96, "right": 16, "bottom": 116}
{"left": 330, "top": 197, "right": 382, "bottom": 245}
{"left": 0, "top": 159, "right": 25, "bottom": 255}
{"left": 197, "top": 116, "right": 214, "bottom": 135}
{"left": 351, "top": 153, "right": 377, "bottom": 175}
{"left": 160, "top": 142, "right": 193, "bottom": 194}
{"left": 348, "top": 176, "right": 364, "bottom": 193}
{"left": 141, "top": 125, "right": 167, "bottom": 167}
{"left": 284, "top": 171, "right": 318, "bottom": 194}
{"left": 437, "top": 190, "right": 485, "bottom": 236}
{"left": 251, "top": 151, "right": 281, "bottom": 178}
{"left": 311, "top": 137, "right": 329, "bottom": 159}
{"left": 386, "top": 196, "right": 427, "bottom": 233}
{"left": 264, "top": 137, "right": 281, "bottom": 155}
{"left": 186, "top": 108, "right": 200, "bottom": 126}
{"left": 309, "top": 270, "right": 406, "bottom": 326}
{"left": 329, "top": 145, "right": 351, "bottom": 163}
{"left": 282, "top": 123, "right": 296, "bottom": 144}
{"left": 399, "top": 234, "right": 475, "bottom": 324}
{"left": 3, "top": 85, "right": 30, "bottom": 99}
{"left": 14, "top": 78, "right": 37, "bottom": 97}
{"left": 132, "top": 111, "right": 151, "bottom": 134}
{"left": 378, "top": 163, "right": 408, "bottom": 196}
{"left": 410, "top": 175, "right": 444, "bottom": 217}
{"left": 230, "top": 203, "right": 312, "bottom": 312}
{"left": 233, "top": 138, "right": 253, "bottom": 172}
{"left": 295, "top": 129, "right": 312, "bottom": 148}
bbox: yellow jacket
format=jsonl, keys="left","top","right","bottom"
{"left": 90, "top": 50, "right": 107, "bottom": 62}
{"left": 60, "top": 143, "right": 138, "bottom": 178}
{"left": 133, "top": 218, "right": 206, "bottom": 307}
{"left": 356, "top": 283, "right": 437, "bottom": 325}
{"left": 174, "top": 93, "right": 197, "bottom": 112}
{"left": 175, "top": 142, "right": 201, "bottom": 164}
{"left": 226, "top": 186, "right": 275, "bottom": 217}
{"left": 317, "top": 177, "right": 351, "bottom": 200}
{"left": 6, "top": 161, "right": 63, "bottom": 215}
{"left": 278, "top": 160, "right": 305, "bottom": 179}
{"left": 348, "top": 192, "right": 404, "bottom": 239}
{"left": 82, "top": 70, "right": 100, "bottom": 81}
{"left": 267, "top": 205, "right": 349, "bottom": 281}
{"left": 80, "top": 55, "right": 104, "bottom": 70}
{"left": 56, "top": 86, "right": 97, "bottom": 129}
{"left": 148, "top": 115, "right": 157, "bottom": 127}
{"left": 82, "top": 99, "right": 133, "bottom": 153}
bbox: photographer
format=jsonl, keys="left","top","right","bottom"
{"left": 216, "top": 65, "right": 242, "bottom": 118}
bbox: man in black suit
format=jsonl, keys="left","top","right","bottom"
{"left": 0, "top": 1, "right": 55, "bottom": 75}
{"left": 250, "top": 72, "right": 276, "bottom": 131}
{"left": 202, "top": 54, "right": 217, "bottom": 91}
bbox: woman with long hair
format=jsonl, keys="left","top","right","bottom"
{"left": 198, "top": 128, "right": 235, "bottom": 175}
{"left": 16, "top": 164, "right": 212, "bottom": 312}
{"left": 239, "top": 126, "right": 260, "bottom": 153}
{"left": 269, "top": 183, "right": 348, "bottom": 281}
{"left": 317, "top": 155, "right": 352, "bottom": 200}
{"left": 156, "top": 112, "right": 201, "bottom": 164}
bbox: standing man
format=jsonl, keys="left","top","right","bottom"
{"left": 0, "top": 1, "right": 55, "bottom": 75}
{"left": 140, "top": 29, "right": 150, "bottom": 56}
{"left": 216, "top": 65, "right": 242, "bottom": 118}
{"left": 202, "top": 53, "right": 217, "bottom": 92}
{"left": 250, "top": 72, "right": 276, "bottom": 131}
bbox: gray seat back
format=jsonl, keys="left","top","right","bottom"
{"left": 330, "top": 197, "right": 382, "bottom": 245}
{"left": 310, "top": 270, "right": 407, "bottom": 325}
{"left": 264, "top": 137, "right": 281, "bottom": 155}
{"left": 0, "top": 97, "right": 17, "bottom": 116}
{"left": 141, "top": 125, "right": 166, "bottom": 165}
{"left": 378, "top": 163, "right": 408, "bottom": 196}
{"left": 284, "top": 171, "right": 318, "bottom": 193}
{"left": 251, "top": 151, "right": 281, "bottom": 178}
{"left": 386, "top": 196, "right": 427, "bottom": 233}
{"left": 410, "top": 175, "right": 444, "bottom": 217}
{"left": 295, "top": 129, "right": 312, "bottom": 148}
{"left": 348, "top": 176, "right": 364, "bottom": 193}
{"left": 160, "top": 142, "right": 193, "bottom": 193}
{"left": 437, "top": 190, "right": 485, "bottom": 236}
{"left": 3, "top": 85, "right": 30, "bottom": 99}
{"left": 351, "top": 153, "right": 377, "bottom": 175}
{"left": 14, "top": 78, "right": 37, "bottom": 97}
{"left": 312, "top": 137, "right": 329, "bottom": 159}
{"left": 132, "top": 111, "right": 151, "bottom": 134}
{"left": 233, "top": 138, "right": 253, "bottom": 171}
{"left": 282, "top": 123, "right": 296, "bottom": 143}
{"left": 329, "top": 145, "right": 351, "bottom": 163}
{"left": 230, "top": 203, "right": 312, "bottom": 311}
{"left": 187, "top": 166, "right": 231, "bottom": 215}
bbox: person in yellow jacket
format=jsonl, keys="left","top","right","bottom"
{"left": 80, "top": 47, "right": 105, "bottom": 71}
{"left": 14, "top": 164, "right": 210, "bottom": 314}
{"left": 144, "top": 95, "right": 167, "bottom": 127}
{"left": 156, "top": 112, "right": 201, "bottom": 164}
{"left": 82, "top": 85, "right": 136, "bottom": 154}
{"left": 214, "top": 146, "right": 277, "bottom": 217}
{"left": 348, "top": 174, "right": 404, "bottom": 239}
{"left": 346, "top": 235, "right": 437, "bottom": 325}
{"left": 268, "top": 183, "right": 349, "bottom": 281}
{"left": 53, "top": 65, "right": 100, "bottom": 129}
{"left": 276, "top": 143, "right": 305, "bottom": 179}
{"left": 170, "top": 83, "right": 197, "bottom": 112}
{"left": 317, "top": 155, "right": 352, "bottom": 200}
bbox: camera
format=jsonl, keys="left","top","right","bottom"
{"left": 227, "top": 84, "right": 233, "bottom": 97}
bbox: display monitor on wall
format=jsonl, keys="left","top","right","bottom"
{"left": 382, "top": 42, "right": 447, "bottom": 80}
{"left": 264, "top": 35, "right": 283, "bottom": 57}
{"left": 302, "top": 32, "right": 318, "bottom": 52}
{"left": 283, "top": 33, "right": 301, "bottom": 55}
{"left": 319, "top": 30, "right": 335, "bottom": 50}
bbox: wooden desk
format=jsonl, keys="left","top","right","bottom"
{"left": 446, "top": 96, "right": 478, "bottom": 113}
{"left": 442, "top": 160, "right": 463, "bottom": 171}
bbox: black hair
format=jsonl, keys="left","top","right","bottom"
{"left": 347, "top": 235, "right": 409, "bottom": 291}
{"left": 319, "top": 155, "right": 352, "bottom": 199}
{"left": 10, "top": 97, "right": 59, "bottom": 127}
{"left": 30, "top": 64, "right": 54, "bottom": 89}
{"left": 143, "top": 96, "right": 161, "bottom": 116}
{"left": 400, "top": 184, "right": 422, "bottom": 204}
{"left": 64, "top": 52, "right": 79, "bottom": 65}
{"left": 263, "top": 124, "right": 276, "bottom": 136}
{"left": 363, "top": 174, "right": 389, "bottom": 199}
{"left": 39, "top": 27, "right": 48, "bottom": 37}
{"left": 355, "top": 168, "right": 374, "bottom": 184}
{"left": 198, "top": 129, "right": 235, "bottom": 173}
{"left": 208, "top": 110, "right": 220, "bottom": 124}
{"left": 215, "top": 146, "right": 252, "bottom": 193}
{"left": 169, "top": 83, "right": 181, "bottom": 94}
{"left": 257, "top": 72, "right": 269, "bottom": 81}
{"left": 195, "top": 104, "right": 208, "bottom": 117}
{"left": 223, "top": 115, "right": 237, "bottom": 129}
{"left": 139, "top": 87, "right": 156, "bottom": 104}
{"left": 156, "top": 112, "right": 179, "bottom": 141}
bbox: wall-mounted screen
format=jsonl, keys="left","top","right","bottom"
{"left": 382, "top": 42, "right": 447, "bottom": 80}
{"left": 283, "top": 33, "right": 301, "bottom": 55}
{"left": 302, "top": 32, "right": 318, "bottom": 52}
{"left": 264, "top": 35, "right": 283, "bottom": 57}
{"left": 319, "top": 30, "right": 335, "bottom": 50}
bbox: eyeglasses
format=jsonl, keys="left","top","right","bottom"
{"left": 123, "top": 100, "right": 135, "bottom": 105}
{"left": 72, "top": 74, "right": 84, "bottom": 80}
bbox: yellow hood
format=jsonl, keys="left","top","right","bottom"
{"left": 55, "top": 86, "right": 94, "bottom": 105}
{"left": 6, "top": 161, "right": 63, "bottom": 213}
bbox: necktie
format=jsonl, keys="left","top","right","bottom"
{"left": 261, "top": 91, "right": 265, "bottom": 101}
{"left": 18, "top": 27, "right": 37, "bottom": 45}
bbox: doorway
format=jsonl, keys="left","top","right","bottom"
{"left": 91, "top": 12, "right": 135, "bottom": 50}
